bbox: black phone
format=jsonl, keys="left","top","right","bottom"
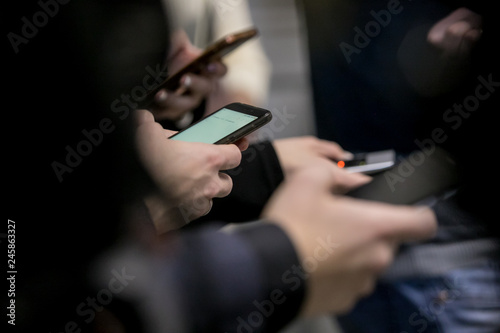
{"left": 346, "top": 148, "right": 460, "bottom": 205}
{"left": 142, "top": 28, "right": 259, "bottom": 107}
{"left": 168, "top": 102, "right": 272, "bottom": 144}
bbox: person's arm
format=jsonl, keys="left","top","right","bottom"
{"left": 165, "top": 222, "right": 305, "bottom": 333}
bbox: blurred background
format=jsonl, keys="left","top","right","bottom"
{"left": 248, "top": 0, "right": 317, "bottom": 139}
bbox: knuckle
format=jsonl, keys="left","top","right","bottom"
{"left": 359, "top": 277, "right": 376, "bottom": 297}
{"left": 372, "top": 245, "right": 394, "bottom": 273}
{"left": 137, "top": 121, "right": 163, "bottom": 136}
{"left": 218, "top": 174, "right": 233, "bottom": 197}
{"left": 203, "top": 181, "right": 220, "bottom": 199}
{"left": 206, "top": 151, "right": 224, "bottom": 168}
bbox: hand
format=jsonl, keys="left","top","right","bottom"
{"left": 427, "top": 7, "right": 483, "bottom": 59}
{"left": 262, "top": 162, "right": 437, "bottom": 315}
{"left": 151, "top": 30, "right": 227, "bottom": 122}
{"left": 272, "top": 136, "right": 370, "bottom": 193}
{"left": 135, "top": 110, "right": 242, "bottom": 232}
{"left": 272, "top": 136, "right": 354, "bottom": 177}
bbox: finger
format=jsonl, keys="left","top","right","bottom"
{"left": 201, "top": 173, "right": 233, "bottom": 199}
{"left": 443, "top": 21, "right": 473, "bottom": 53}
{"left": 427, "top": 8, "right": 482, "bottom": 48}
{"left": 463, "top": 28, "right": 482, "bottom": 43}
{"left": 176, "top": 74, "right": 212, "bottom": 98}
{"left": 201, "top": 199, "right": 213, "bottom": 216}
{"left": 458, "top": 26, "right": 482, "bottom": 56}
{"left": 209, "top": 144, "right": 243, "bottom": 171}
{"left": 292, "top": 160, "right": 371, "bottom": 195}
{"left": 330, "top": 168, "right": 372, "bottom": 194}
{"left": 364, "top": 242, "right": 394, "bottom": 274}
{"left": 233, "top": 138, "right": 249, "bottom": 151}
{"left": 347, "top": 200, "right": 438, "bottom": 242}
{"left": 153, "top": 94, "right": 203, "bottom": 121}
{"left": 287, "top": 162, "right": 341, "bottom": 195}
{"left": 203, "top": 61, "right": 228, "bottom": 78}
{"left": 215, "top": 172, "right": 234, "bottom": 198}
{"left": 315, "top": 139, "right": 354, "bottom": 161}
{"left": 134, "top": 109, "right": 155, "bottom": 126}
{"left": 187, "top": 197, "right": 213, "bottom": 220}
{"left": 394, "top": 206, "right": 437, "bottom": 242}
{"left": 167, "top": 30, "right": 202, "bottom": 73}
{"left": 154, "top": 89, "right": 169, "bottom": 105}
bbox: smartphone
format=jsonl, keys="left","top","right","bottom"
{"left": 337, "top": 149, "right": 396, "bottom": 174}
{"left": 142, "top": 28, "right": 259, "bottom": 107}
{"left": 346, "top": 147, "right": 460, "bottom": 205}
{"left": 168, "top": 103, "right": 272, "bottom": 144}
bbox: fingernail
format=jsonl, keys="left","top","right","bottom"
{"left": 343, "top": 152, "right": 355, "bottom": 160}
{"left": 206, "top": 63, "right": 217, "bottom": 73}
{"left": 155, "top": 89, "right": 168, "bottom": 102}
{"left": 181, "top": 75, "right": 192, "bottom": 89}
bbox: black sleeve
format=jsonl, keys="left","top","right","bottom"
{"left": 192, "top": 141, "right": 285, "bottom": 225}
{"left": 158, "top": 222, "right": 306, "bottom": 333}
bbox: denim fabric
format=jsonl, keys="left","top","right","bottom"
{"left": 337, "top": 264, "right": 500, "bottom": 333}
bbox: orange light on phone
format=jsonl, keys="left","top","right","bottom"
{"left": 337, "top": 160, "right": 345, "bottom": 168}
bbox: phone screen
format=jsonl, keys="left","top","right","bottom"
{"left": 170, "top": 108, "right": 258, "bottom": 144}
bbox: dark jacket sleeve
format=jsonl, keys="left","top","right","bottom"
{"left": 136, "top": 223, "right": 306, "bottom": 333}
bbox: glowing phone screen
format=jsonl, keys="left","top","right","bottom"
{"left": 170, "top": 108, "right": 258, "bottom": 144}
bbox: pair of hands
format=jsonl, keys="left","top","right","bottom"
{"left": 135, "top": 109, "right": 437, "bottom": 316}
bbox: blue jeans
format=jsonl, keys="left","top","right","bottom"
{"left": 337, "top": 264, "right": 500, "bottom": 333}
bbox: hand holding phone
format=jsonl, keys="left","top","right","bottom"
{"left": 141, "top": 28, "right": 259, "bottom": 108}
{"left": 168, "top": 102, "right": 272, "bottom": 144}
